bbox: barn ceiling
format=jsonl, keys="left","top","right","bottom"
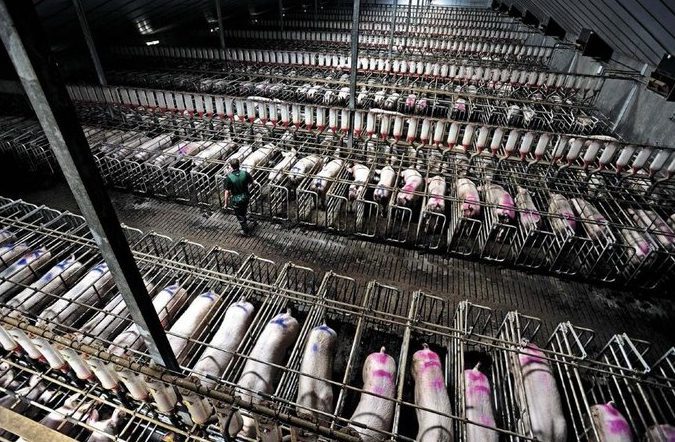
{"left": 510, "top": 0, "right": 675, "bottom": 66}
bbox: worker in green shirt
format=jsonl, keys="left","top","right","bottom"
{"left": 223, "top": 158, "right": 258, "bottom": 236}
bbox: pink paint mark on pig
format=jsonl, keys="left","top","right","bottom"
{"left": 372, "top": 385, "right": 387, "bottom": 395}
{"left": 372, "top": 369, "right": 394, "bottom": 380}
{"left": 466, "top": 370, "right": 485, "bottom": 382}
{"left": 431, "top": 378, "right": 445, "bottom": 390}
{"left": 608, "top": 419, "right": 631, "bottom": 434}
{"left": 480, "top": 415, "right": 496, "bottom": 426}
{"left": 468, "top": 385, "right": 491, "bottom": 396}
{"left": 402, "top": 183, "right": 416, "bottom": 193}
{"left": 423, "top": 360, "right": 442, "bottom": 369}
{"left": 375, "top": 353, "right": 389, "bottom": 364}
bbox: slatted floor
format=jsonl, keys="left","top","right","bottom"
{"left": 3, "top": 182, "right": 674, "bottom": 354}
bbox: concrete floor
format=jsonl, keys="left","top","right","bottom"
{"left": 2, "top": 181, "right": 673, "bottom": 355}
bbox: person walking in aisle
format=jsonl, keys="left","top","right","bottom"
{"left": 223, "top": 157, "right": 258, "bottom": 236}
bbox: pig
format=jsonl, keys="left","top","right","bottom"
{"left": 620, "top": 229, "right": 653, "bottom": 266}
{"left": 2, "top": 256, "right": 83, "bottom": 318}
{"left": 338, "top": 87, "right": 350, "bottom": 104}
{"left": 37, "top": 262, "right": 114, "bottom": 329}
{"left": 16, "top": 393, "right": 93, "bottom": 441}
{"left": 108, "top": 283, "right": 188, "bottom": 357}
{"left": 192, "top": 299, "right": 255, "bottom": 387}
{"left": 0, "top": 362, "right": 20, "bottom": 390}
{"left": 587, "top": 402, "right": 633, "bottom": 442}
{"left": 347, "top": 347, "right": 397, "bottom": 441}
{"left": 145, "top": 377, "right": 178, "bottom": 413}
{"left": 0, "top": 246, "right": 52, "bottom": 298}
{"left": 237, "top": 309, "right": 300, "bottom": 438}
{"left": 0, "top": 228, "right": 15, "bottom": 245}
{"left": 374, "top": 165, "right": 396, "bottom": 204}
{"left": 396, "top": 168, "right": 424, "bottom": 207}
{"left": 268, "top": 149, "right": 297, "bottom": 183}
{"left": 570, "top": 198, "right": 607, "bottom": 241}
{"left": 464, "top": 363, "right": 498, "bottom": 442}
{"left": 515, "top": 343, "right": 567, "bottom": 442}
{"left": 643, "top": 424, "right": 675, "bottom": 441}
{"left": 483, "top": 183, "right": 516, "bottom": 222}
{"left": 411, "top": 344, "right": 452, "bottom": 442}
{"left": 0, "top": 376, "right": 57, "bottom": 438}
{"left": 0, "top": 243, "right": 29, "bottom": 271}
{"left": 548, "top": 193, "right": 577, "bottom": 235}
{"left": 311, "top": 159, "right": 344, "bottom": 195}
{"left": 86, "top": 408, "right": 126, "bottom": 442}
{"left": 223, "top": 144, "right": 254, "bottom": 173}
{"left": 167, "top": 291, "right": 219, "bottom": 362}
{"left": 348, "top": 163, "right": 370, "bottom": 201}
{"left": 627, "top": 209, "right": 674, "bottom": 251}
{"left": 289, "top": 155, "right": 322, "bottom": 184}
{"left": 426, "top": 176, "right": 446, "bottom": 213}
{"left": 241, "top": 143, "right": 276, "bottom": 173}
{"left": 296, "top": 324, "right": 337, "bottom": 422}
{"left": 456, "top": 178, "right": 481, "bottom": 218}
{"left": 515, "top": 186, "right": 542, "bottom": 230}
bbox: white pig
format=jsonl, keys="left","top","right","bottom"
{"left": 396, "top": 169, "right": 424, "bottom": 207}
{"left": 411, "top": 344, "right": 452, "bottom": 441}
{"left": 311, "top": 159, "right": 344, "bottom": 195}
{"left": 588, "top": 402, "right": 633, "bottom": 442}
{"left": 37, "top": 262, "right": 114, "bottom": 329}
{"left": 167, "top": 291, "right": 219, "bottom": 362}
{"left": 515, "top": 186, "right": 542, "bottom": 230}
{"left": 192, "top": 299, "right": 255, "bottom": 387}
{"left": 268, "top": 149, "right": 297, "bottom": 182}
{"left": 237, "top": 309, "right": 300, "bottom": 438}
{"left": 296, "top": 324, "right": 337, "bottom": 421}
{"left": 516, "top": 343, "right": 567, "bottom": 442}
{"left": 643, "top": 424, "right": 675, "bottom": 441}
{"left": 0, "top": 246, "right": 51, "bottom": 298}
{"left": 484, "top": 183, "right": 516, "bottom": 222}
{"left": 3, "top": 256, "right": 83, "bottom": 318}
{"left": 570, "top": 198, "right": 607, "bottom": 241}
{"left": 425, "top": 176, "right": 446, "bottom": 213}
{"left": 464, "top": 363, "right": 498, "bottom": 442}
{"left": 86, "top": 408, "right": 125, "bottom": 442}
{"left": 16, "top": 393, "right": 93, "bottom": 440}
{"left": 347, "top": 347, "right": 397, "bottom": 441}
{"left": 457, "top": 178, "right": 481, "bottom": 218}
{"left": 241, "top": 143, "right": 276, "bottom": 173}
{"left": 348, "top": 163, "right": 371, "bottom": 201}
{"left": 289, "top": 155, "right": 322, "bottom": 184}
{"left": 374, "top": 165, "right": 396, "bottom": 204}
{"left": 223, "top": 144, "right": 254, "bottom": 173}
{"left": 549, "top": 194, "right": 577, "bottom": 235}
{"left": 0, "top": 243, "right": 29, "bottom": 270}
{"left": 0, "top": 228, "right": 15, "bottom": 245}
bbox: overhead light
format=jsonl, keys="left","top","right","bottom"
{"left": 137, "top": 18, "right": 153, "bottom": 35}
{"left": 145, "top": 40, "right": 160, "bottom": 46}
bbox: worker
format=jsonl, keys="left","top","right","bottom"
{"left": 223, "top": 157, "right": 258, "bottom": 236}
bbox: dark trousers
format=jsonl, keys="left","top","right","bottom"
{"left": 233, "top": 201, "right": 249, "bottom": 233}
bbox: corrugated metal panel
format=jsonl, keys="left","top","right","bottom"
{"left": 512, "top": 0, "right": 675, "bottom": 65}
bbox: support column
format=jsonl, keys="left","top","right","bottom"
{"left": 72, "top": 0, "right": 106, "bottom": 86}
{"left": 347, "top": 0, "right": 361, "bottom": 150}
{"left": 0, "top": 0, "right": 180, "bottom": 372}
{"left": 215, "top": 0, "right": 226, "bottom": 51}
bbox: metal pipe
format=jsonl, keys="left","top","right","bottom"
{"left": 0, "top": 0, "right": 179, "bottom": 372}
{"left": 215, "top": 0, "right": 226, "bottom": 51}
{"left": 71, "top": 0, "right": 107, "bottom": 86}
{"left": 612, "top": 63, "right": 648, "bottom": 132}
{"left": 347, "top": 0, "right": 361, "bottom": 150}
{"left": 404, "top": 0, "right": 412, "bottom": 53}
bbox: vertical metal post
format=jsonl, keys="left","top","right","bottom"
{"left": 71, "top": 0, "right": 106, "bottom": 86}
{"left": 215, "top": 0, "right": 226, "bottom": 51}
{"left": 613, "top": 63, "right": 648, "bottom": 131}
{"left": 387, "top": 0, "right": 397, "bottom": 58}
{"left": 347, "top": 0, "right": 361, "bottom": 150}
{"left": 314, "top": 0, "right": 318, "bottom": 23}
{"left": 0, "top": 0, "right": 180, "bottom": 372}
{"left": 279, "top": 0, "right": 284, "bottom": 31}
{"left": 403, "top": 0, "right": 412, "bottom": 53}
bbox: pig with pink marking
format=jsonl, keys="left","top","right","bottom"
{"left": 463, "top": 362, "right": 498, "bottom": 442}
{"left": 411, "top": 344, "right": 453, "bottom": 441}
{"left": 425, "top": 176, "right": 447, "bottom": 213}
{"left": 515, "top": 342, "right": 567, "bottom": 442}
{"left": 396, "top": 168, "right": 423, "bottom": 207}
{"left": 483, "top": 183, "right": 516, "bottom": 222}
{"left": 549, "top": 193, "right": 577, "bottom": 235}
{"left": 347, "top": 346, "right": 397, "bottom": 441}
{"left": 588, "top": 402, "right": 633, "bottom": 442}
{"left": 643, "top": 424, "right": 675, "bottom": 441}
{"left": 457, "top": 178, "right": 481, "bottom": 218}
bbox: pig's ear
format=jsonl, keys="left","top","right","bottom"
{"left": 87, "top": 409, "right": 99, "bottom": 425}
{"left": 374, "top": 168, "right": 381, "bottom": 175}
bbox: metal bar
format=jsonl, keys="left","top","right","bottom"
{"left": 0, "top": 0, "right": 179, "bottom": 371}
{"left": 71, "top": 0, "right": 106, "bottom": 86}
{"left": 387, "top": 0, "right": 397, "bottom": 58}
{"left": 215, "top": 0, "right": 226, "bottom": 51}
{"left": 314, "top": 0, "right": 318, "bottom": 23}
{"left": 404, "top": 0, "right": 412, "bottom": 52}
{"left": 279, "top": 0, "right": 284, "bottom": 31}
{"left": 0, "top": 406, "right": 78, "bottom": 442}
{"left": 347, "top": 0, "right": 361, "bottom": 150}
{"left": 613, "top": 63, "right": 649, "bottom": 131}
